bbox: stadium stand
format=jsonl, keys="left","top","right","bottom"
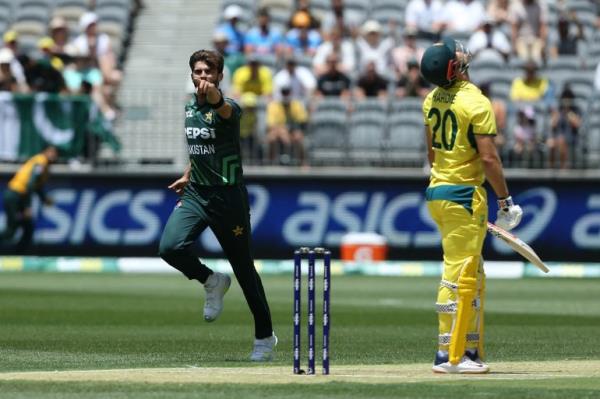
{"left": 1, "top": 0, "right": 599, "bottom": 170}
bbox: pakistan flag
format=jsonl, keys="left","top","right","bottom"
{"left": 0, "top": 92, "right": 120, "bottom": 161}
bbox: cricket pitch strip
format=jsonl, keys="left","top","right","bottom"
{"left": 0, "top": 360, "right": 599, "bottom": 384}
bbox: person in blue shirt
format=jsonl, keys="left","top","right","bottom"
{"left": 244, "top": 8, "right": 283, "bottom": 56}
{"left": 216, "top": 5, "right": 245, "bottom": 55}
{"left": 285, "top": 12, "right": 322, "bottom": 56}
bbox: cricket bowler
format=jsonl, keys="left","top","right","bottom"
{"left": 158, "top": 50, "right": 276, "bottom": 361}
{"left": 420, "top": 38, "right": 523, "bottom": 373}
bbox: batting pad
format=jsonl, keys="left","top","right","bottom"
{"left": 449, "top": 255, "right": 480, "bottom": 365}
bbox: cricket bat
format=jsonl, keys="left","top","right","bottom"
{"left": 487, "top": 222, "right": 550, "bottom": 273}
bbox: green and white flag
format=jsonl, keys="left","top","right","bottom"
{"left": 0, "top": 92, "right": 120, "bottom": 161}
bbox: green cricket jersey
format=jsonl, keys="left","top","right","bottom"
{"left": 184, "top": 96, "right": 244, "bottom": 186}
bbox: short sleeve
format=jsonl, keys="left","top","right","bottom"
{"left": 422, "top": 92, "right": 433, "bottom": 126}
{"left": 470, "top": 94, "right": 496, "bottom": 135}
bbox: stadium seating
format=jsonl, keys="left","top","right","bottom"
{"left": 308, "top": 111, "right": 348, "bottom": 165}
{"left": 348, "top": 113, "right": 387, "bottom": 164}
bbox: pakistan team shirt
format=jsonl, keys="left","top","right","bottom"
{"left": 184, "top": 96, "right": 244, "bottom": 186}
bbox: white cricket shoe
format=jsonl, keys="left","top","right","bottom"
{"left": 250, "top": 334, "right": 278, "bottom": 362}
{"left": 432, "top": 355, "right": 490, "bottom": 374}
{"left": 203, "top": 272, "right": 231, "bottom": 322}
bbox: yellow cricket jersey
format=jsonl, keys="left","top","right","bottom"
{"left": 510, "top": 77, "right": 548, "bottom": 102}
{"left": 232, "top": 65, "right": 273, "bottom": 96}
{"left": 422, "top": 80, "right": 496, "bottom": 187}
{"left": 8, "top": 154, "right": 50, "bottom": 195}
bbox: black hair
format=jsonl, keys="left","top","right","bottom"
{"left": 188, "top": 49, "right": 224, "bottom": 74}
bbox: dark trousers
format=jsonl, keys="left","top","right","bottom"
{"left": 158, "top": 183, "right": 273, "bottom": 338}
{"left": 1, "top": 189, "right": 34, "bottom": 252}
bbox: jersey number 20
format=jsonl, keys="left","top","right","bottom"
{"left": 428, "top": 108, "right": 458, "bottom": 151}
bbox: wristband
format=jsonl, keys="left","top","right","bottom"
{"left": 497, "top": 196, "right": 514, "bottom": 211}
{"left": 209, "top": 92, "right": 225, "bottom": 109}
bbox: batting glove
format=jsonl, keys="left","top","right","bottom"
{"left": 495, "top": 196, "right": 523, "bottom": 231}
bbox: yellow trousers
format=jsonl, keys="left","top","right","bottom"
{"left": 426, "top": 185, "right": 487, "bottom": 358}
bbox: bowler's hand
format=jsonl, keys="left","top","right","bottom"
{"left": 196, "top": 80, "right": 221, "bottom": 105}
{"left": 495, "top": 196, "right": 523, "bottom": 231}
{"left": 168, "top": 176, "right": 189, "bottom": 195}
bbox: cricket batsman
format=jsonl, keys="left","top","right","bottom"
{"left": 158, "top": 50, "right": 276, "bottom": 361}
{"left": 420, "top": 38, "right": 523, "bottom": 373}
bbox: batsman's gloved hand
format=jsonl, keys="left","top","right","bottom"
{"left": 495, "top": 196, "right": 523, "bottom": 231}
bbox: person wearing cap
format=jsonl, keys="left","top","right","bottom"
{"left": 420, "top": 37, "right": 522, "bottom": 374}
{"left": 244, "top": 7, "right": 284, "bottom": 56}
{"left": 266, "top": 83, "right": 308, "bottom": 166}
{"left": 231, "top": 55, "right": 273, "bottom": 98}
{"left": 273, "top": 55, "right": 316, "bottom": 102}
{"left": 72, "top": 12, "right": 122, "bottom": 86}
{"left": 0, "top": 48, "right": 18, "bottom": 91}
{"left": 216, "top": 4, "right": 246, "bottom": 55}
{"left": 212, "top": 30, "right": 244, "bottom": 76}
{"left": 38, "top": 37, "right": 64, "bottom": 71}
{"left": 288, "top": 0, "right": 320, "bottom": 30}
{"left": 49, "top": 16, "right": 70, "bottom": 60}
{"left": 467, "top": 15, "right": 511, "bottom": 62}
{"left": 159, "top": 49, "right": 276, "bottom": 361}
{"left": 24, "top": 39, "right": 66, "bottom": 93}
{"left": 356, "top": 20, "right": 393, "bottom": 76}
{"left": 2, "top": 30, "right": 28, "bottom": 92}
{"left": 404, "top": 0, "right": 445, "bottom": 40}
{"left": 391, "top": 28, "right": 425, "bottom": 77}
{"left": 509, "top": 60, "right": 550, "bottom": 103}
{"left": 284, "top": 11, "right": 322, "bottom": 56}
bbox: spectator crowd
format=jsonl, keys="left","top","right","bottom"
{"left": 0, "top": 4, "right": 137, "bottom": 122}
{"left": 208, "top": 0, "right": 600, "bottom": 169}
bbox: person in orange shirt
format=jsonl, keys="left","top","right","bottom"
{"left": 1, "top": 146, "right": 58, "bottom": 252}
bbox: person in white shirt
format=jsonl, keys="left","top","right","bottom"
{"left": 312, "top": 26, "right": 356, "bottom": 76}
{"left": 404, "top": 0, "right": 445, "bottom": 40}
{"left": 72, "top": 12, "right": 121, "bottom": 86}
{"left": 356, "top": 20, "right": 393, "bottom": 76}
{"left": 468, "top": 17, "right": 511, "bottom": 61}
{"left": 273, "top": 56, "right": 316, "bottom": 101}
{"left": 443, "top": 0, "right": 486, "bottom": 33}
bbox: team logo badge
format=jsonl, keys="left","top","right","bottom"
{"left": 203, "top": 111, "right": 214, "bottom": 124}
{"left": 232, "top": 225, "right": 244, "bottom": 237}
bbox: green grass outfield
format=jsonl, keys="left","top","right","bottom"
{"left": 0, "top": 273, "right": 599, "bottom": 398}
